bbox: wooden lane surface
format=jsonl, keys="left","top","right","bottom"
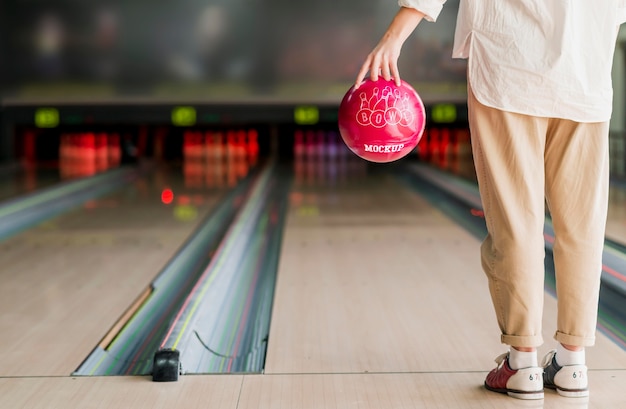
{"left": 0, "top": 169, "right": 225, "bottom": 376}
{"left": 0, "top": 169, "right": 624, "bottom": 409}
{"left": 238, "top": 371, "right": 626, "bottom": 409}
{"left": 0, "top": 370, "right": 624, "bottom": 408}
{"left": 264, "top": 172, "right": 626, "bottom": 374}
{"left": 0, "top": 376, "right": 243, "bottom": 409}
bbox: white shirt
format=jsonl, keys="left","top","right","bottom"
{"left": 399, "top": 0, "right": 626, "bottom": 122}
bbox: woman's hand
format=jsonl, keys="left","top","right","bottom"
{"left": 354, "top": 7, "right": 425, "bottom": 88}
{"left": 355, "top": 35, "right": 403, "bottom": 87}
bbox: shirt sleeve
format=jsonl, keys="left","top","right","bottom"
{"left": 398, "top": 0, "right": 447, "bottom": 22}
{"left": 619, "top": 0, "right": 626, "bottom": 24}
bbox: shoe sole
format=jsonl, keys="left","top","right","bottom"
{"left": 545, "top": 384, "right": 589, "bottom": 398}
{"left": 556, "top": 388, "right": 589, "bottom": 398}
{"left": 484, "top": 382, "right": 544, "bottom": 400}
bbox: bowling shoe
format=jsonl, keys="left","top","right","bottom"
{"left": 542, "top": 349, "right": 589, "bottom": 398}
{"left": 484, "top": 352, "right": 544, "bottom": 400}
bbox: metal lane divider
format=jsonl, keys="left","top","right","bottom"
{"left": 0, "top": 167, "right": 139, "bottom": 241}
{"left": 72, "top": 165, "right": 261, "bottom": 377}
{"left": 152, "top": 162, "right": 290, "bottom": 381}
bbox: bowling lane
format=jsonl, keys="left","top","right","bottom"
{"left": 420, "top": 128, "right": 626, "bottom": 248}
{"left": 0, "top": 163, "right": 243, "bottom": 377}
{"left": 607, "top": 181, "right": 626, "bottom": 245}
{"left": 265, "top": 160, "right": 626, "bottom": 376}
{"left": 0, "top": 131, "right": 125, "bottom": 202}
{"left": 0, "top": 166, "right": 64, "bottom": 201}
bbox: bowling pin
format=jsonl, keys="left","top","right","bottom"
{"left": 226, "top": 130, "right": 237, "bottom": 163}
{"left": 247, "top": 129, "right": 259, "bottom": 165}
{"left": 236, "top": 130, "right": 247, "bottom": 162}
{"left": 96, "top": 133, "right": 108, "bottom": 172}
{"left": 109, "top": 133, "right": 121, "bottom": 167}
{"left": 305, "top": 130, "right": 316, "bottom": 160}
{"left": 294, "top": 130, "right": 305, "bottom": 160}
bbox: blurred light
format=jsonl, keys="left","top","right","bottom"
{"left": 297, "top": 205, "right": 319, "bottom": 216}
{"left": 470, "top": 208, "right": 484, "bottom": 218}
{"left": 431, "top": 104, "right": 457, "bottom": 123}
{"left": 161, "top": 188, "right": 174, "bottom": 204}
{"left": 177, "top": 195, "right": 191, "bottom": 205}
{"left": 294, "top": 106, "right": 319, "bottom": 125}
{"left": 35, "top": 108, "right": 59, "bottom": 128}
{"left": 289, "top": 192, "right": 304, "bottom": 206}
{"left": 174, "top": 205, "right": 198, "bottom": 222}
{"left": 172, "top": 106, "right": 197, "bottom": 126}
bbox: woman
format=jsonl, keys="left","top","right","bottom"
{"left": 355, "top": 0, "right": 626, "bottom": 400}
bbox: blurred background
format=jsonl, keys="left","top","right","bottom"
{"left": 0, "top": 2, "right": 625, "bottom": 398}
{"left": 0, "top": 0, "right": 466, "bottom": 102}
{"left": 0, "top": 0, "right": 624, "bottom": 179}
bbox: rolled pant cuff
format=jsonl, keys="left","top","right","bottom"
{"left": 501, "top": 334, "right": 544, "bottom": 348}
{"left": 554, "top": 331, "right": 595, "bottom": 347}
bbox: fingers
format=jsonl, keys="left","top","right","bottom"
{"left": 355, "top": 53, "right": 401, "bottom": 89}
{"left": 379, "top": 53, "right": 400, "bottom": 84}
{"left": 369, "top": 52, "right": 394, "bottom": 83}
{"left": 380, "top": 62, "right": 392, "bottom": 82}
{"left": 355, "top": 56, "right": 373, "bottom": 89}
{"left": 369, "top": 55, "right": 381, "bottom": 82}
{"left": 391, "top": 64, "right": 401, "bottom": 86}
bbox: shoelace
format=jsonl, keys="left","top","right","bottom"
{"left": 541, "top": 349, "right": 557, "bottom": 368}
{"left": 493, "top": 352, "right": 509, "bottom": 366}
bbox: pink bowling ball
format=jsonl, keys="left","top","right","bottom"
{"left": 338, "top": 78, "right": 426, "bottom": 163}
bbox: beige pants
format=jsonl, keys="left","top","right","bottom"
{"left": 467, "top": 88, "right": 610, "bottom": 348}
